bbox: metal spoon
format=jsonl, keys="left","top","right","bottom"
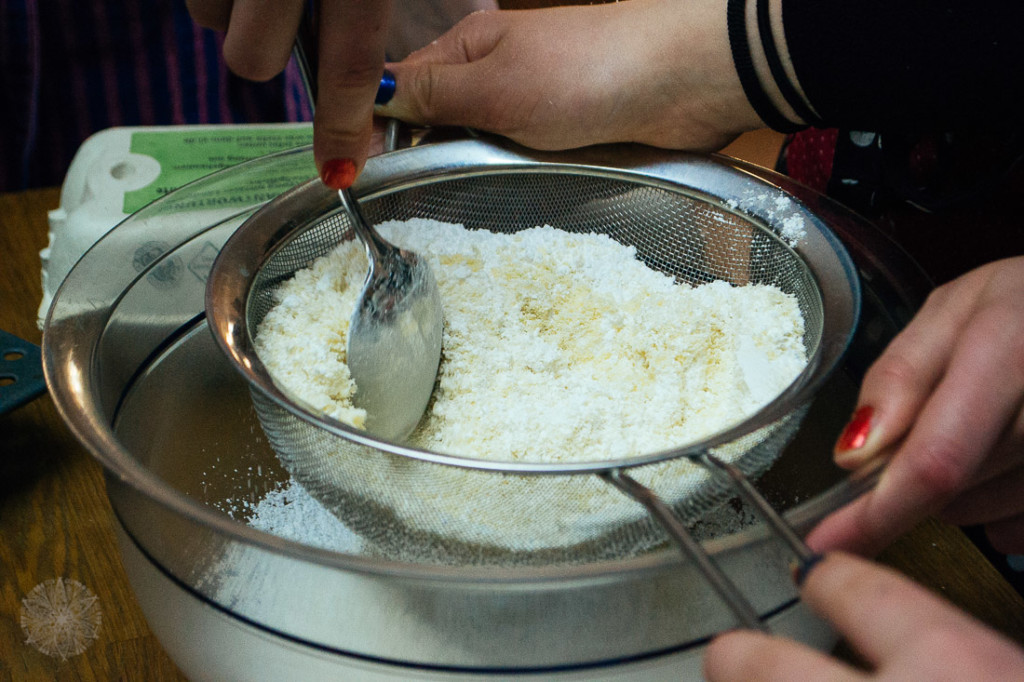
{"left": 293, "top": 34, "right": 442, "bottom": 441}
{"left": 340, "top": 186, "right": 443, "bottom": 440}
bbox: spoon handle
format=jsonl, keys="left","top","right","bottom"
{"left": 337, "top": 187, "right": 389, "bottom": 266}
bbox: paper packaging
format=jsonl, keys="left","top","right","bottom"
{"left": 38, "top": 123, "right": 314, "bottom": 327}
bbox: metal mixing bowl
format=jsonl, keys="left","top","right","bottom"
{"left": 43, "top": 138, "right": 929, "bottom": 680}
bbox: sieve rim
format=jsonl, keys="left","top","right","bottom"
{"left": 206, "top": 136, "right": 861, "bottom": 475}
{"left": 39, "top": 137, "right": 935, "bottom": 581}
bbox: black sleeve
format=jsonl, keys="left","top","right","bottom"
{"left": 782, "top": 0, "right": 1024, "bottom": 132}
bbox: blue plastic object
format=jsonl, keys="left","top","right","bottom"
{"left": 0, "top": 330, "right": 46, "bottom": 415}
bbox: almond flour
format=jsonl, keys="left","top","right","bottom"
{"left": 256, "top": 219, "right": 807, "bottom": 464}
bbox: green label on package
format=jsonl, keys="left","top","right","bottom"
{"left": 123, "top": 126, "right": 315, "bottom": 213}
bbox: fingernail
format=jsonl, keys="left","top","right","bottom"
{"left": 836, "top": 405, "right": 874, "bottom": 456}
{"left": 375, "top": 68, "right": 396, "bottom": 105}
{"left": 322, "top": 157, "right": 357, "bottom": 190}
{"left": 791, "top": 553, "right": 825, "bottom": 586}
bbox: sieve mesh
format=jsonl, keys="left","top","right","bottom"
{"left": 209, "top": 150, "right": 857, "bottom": 567}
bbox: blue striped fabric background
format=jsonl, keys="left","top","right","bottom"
{"left": 1, "top": 0, "right": 312, "bottom": 192}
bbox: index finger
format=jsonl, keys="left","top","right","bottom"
{"left": 810, "top": 295, "right": 1024, "bottom": 555}
{"left": 315, "top": 0, "right": 392, "bottom": 187}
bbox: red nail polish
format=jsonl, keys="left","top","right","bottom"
{"left": 836, "top": 405, "right": 873, "bottom": 452}
{"left": 322, "top": 158, "right": 357, "bottom": 190}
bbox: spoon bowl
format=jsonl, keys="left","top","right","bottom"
{"left": 340, "top": 187, "right": 443, "bottom": 439}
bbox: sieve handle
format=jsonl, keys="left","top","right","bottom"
{"left": 601, "top": 469, "right": 768, "bottom": 632}
{"left": 699, "top": 453, "right": 821, "bottom": 574}
{"left": 604, "top": 455, "right": 823, "bottom": 632}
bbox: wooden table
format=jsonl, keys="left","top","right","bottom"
{"left": 3, "top": 145, "right": 1024, "bottom": 680}
{"left": 1, "top": 187, "right": 188, "bottom": 680}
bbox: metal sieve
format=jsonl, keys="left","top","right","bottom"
{"left": 206, "top": 137, "right": 860, "bottom": 608}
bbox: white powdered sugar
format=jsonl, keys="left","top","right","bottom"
{"left": 245, "top": 480, "right": 362, "bottom": 553}
{"left": 726, "top": 192, "right": 808, "bottom": 246}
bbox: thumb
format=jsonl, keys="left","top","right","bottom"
{"left": 374, "top": 12, "right": 516, "bottom": 133}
